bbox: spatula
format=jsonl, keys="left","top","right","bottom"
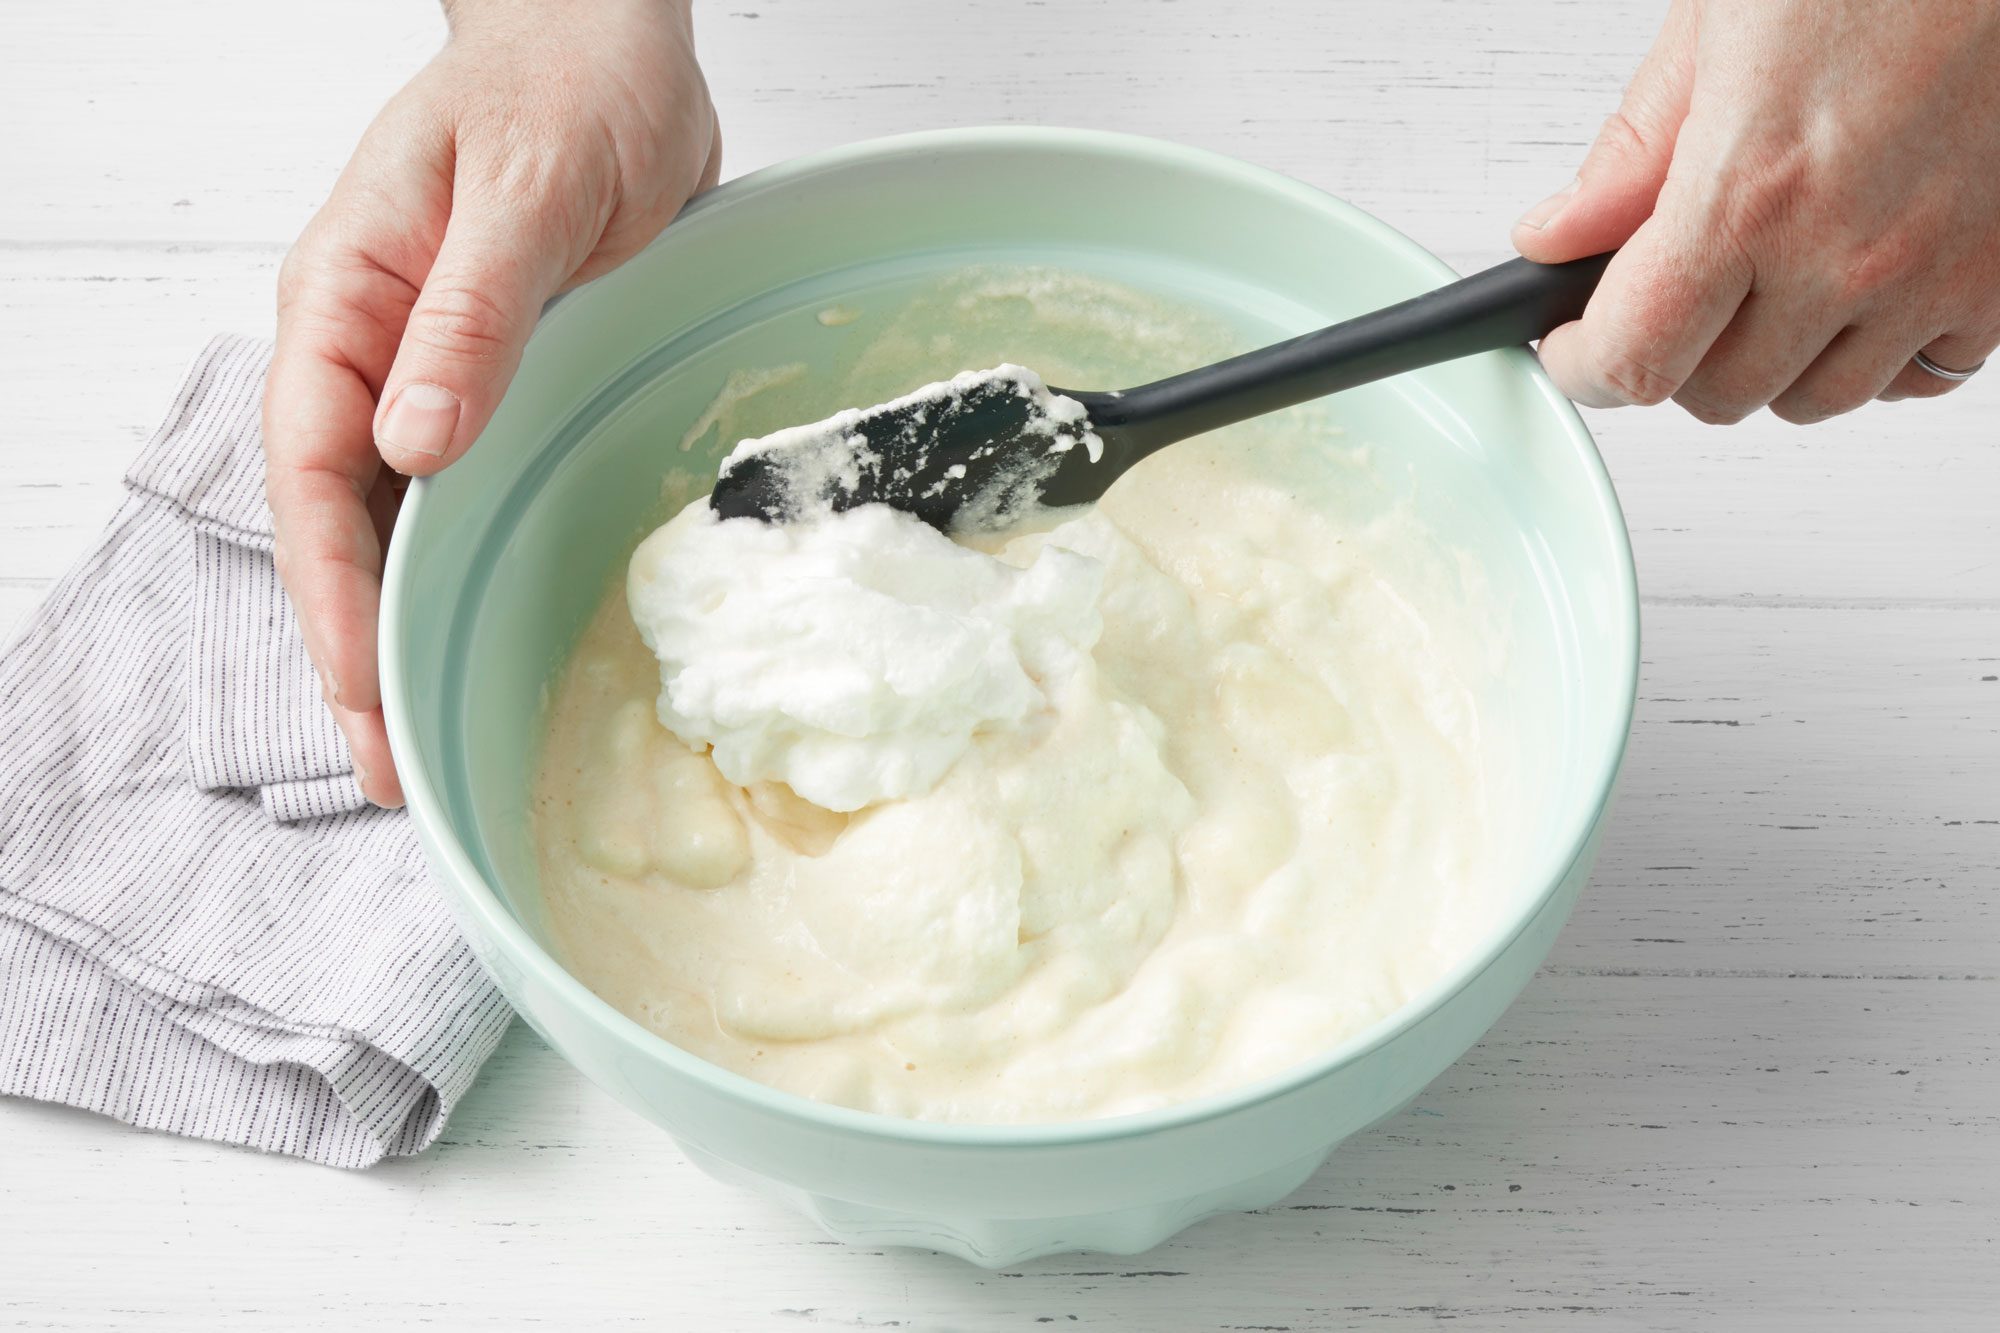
{"left": 709, "top": 251, "right": 1612, "bottom": 531}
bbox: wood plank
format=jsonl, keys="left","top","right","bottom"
{"left": 1, "top": 973, "right": 1990, "bottom": 1330}
{"left": 1577, "top": 605, "right": 2000, "bottom": 977}
{"left": 5, "top": 0, "right": 1659, "bottom": 250}
{"left": 2, "top": 2, "right": 431, "bottom": 244}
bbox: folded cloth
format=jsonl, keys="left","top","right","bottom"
{"left": 0, "top": 336, "right": 513, "bottom": 1167}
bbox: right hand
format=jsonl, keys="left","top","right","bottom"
{"left": 1511, "top": 0, "right": 2000, "bottom": 426}
{"left": 263, "top": 0, "right": 721, "bottom": 806}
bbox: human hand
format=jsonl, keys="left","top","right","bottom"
{"left": 1512, "top": 0, "right": 2000, "bottom": 424}
{"left": 263, "top": 0, "right": 720, "bottom": 806}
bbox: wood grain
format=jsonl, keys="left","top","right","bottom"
{"left": 3, "top": 974, "right": 1991, "bottom": 1330}
{"left": 2, "top": 1, "right": 1994, "bottom": 1329}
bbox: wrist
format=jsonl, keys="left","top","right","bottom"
{"left": 442, "top": 0, "right": 691, "bottom": 38}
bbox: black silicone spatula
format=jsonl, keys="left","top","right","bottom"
{"left": 710, "top": 251, "right": 1612, "bottom": 531}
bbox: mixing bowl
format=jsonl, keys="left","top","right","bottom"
{"left": 380, "top": 127, "right": 1639, "bottom": 1267}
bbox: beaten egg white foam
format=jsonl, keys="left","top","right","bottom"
{"left": 533, "top": 270, "right": 1502, "bottom": 1123}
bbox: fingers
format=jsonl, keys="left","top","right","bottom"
{"left": 330, "top": 697, "right": 403, "bottom": 809}
{"left": 1516, "top": 0, "right": 1744, "bottom": 411}
{"left": 1513, "top": 0, "right": 1697, "bottom": 264}
{"left": 265, "top": 344, "right": 406, "bottom": 811}
{"left": 265, "top": 319, "right": 391, "bottom": 719}
{"left": 1671, "top": 291, "right": 1848, "bottom": 424}
{"left": 264, "top": 339, "right": 405, "bottom": 808}
{"left": 1765, "top": 326, "right": 1912, "bottom": 423}
{"left": 698, "top": 116, "right": 724, "bottom": 195}
{"left": 1534, "top": 204, "right": 1754, "bottom": 409}
{"left": 373, "top": 202, "right": 570, "bottom": 476}
{"left": 1878, "top": 331, "right": 1997, "bottom": 402}
{"left": 266, "top": 216, "right": 418, "bottom": 803}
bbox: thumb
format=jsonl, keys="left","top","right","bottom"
{"left": 373, "top": 204, "right": 567, "bottom": 475}
{"left": 1512, "top": 0, "right": 1698, "bottom": 263}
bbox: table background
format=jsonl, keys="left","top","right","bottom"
{"left": 3, "top": 2, "right": 1995, "bottom": 1328}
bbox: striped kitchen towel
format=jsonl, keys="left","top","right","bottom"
{"left": 0, "top": 336, "right": 513, "bottom": 1168}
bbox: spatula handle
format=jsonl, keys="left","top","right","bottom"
{"left": 1079, "top": 251, "right": 1614, "bottom": 453}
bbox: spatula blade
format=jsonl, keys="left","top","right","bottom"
{"left": 708, "top": 366, "right": 1102, "bottom": 531}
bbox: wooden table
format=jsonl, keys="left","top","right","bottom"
{"left": 4, "top": 2, "right": 1994, "bottom": 1327}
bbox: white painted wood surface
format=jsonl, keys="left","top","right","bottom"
{"left": 3, "top": 2, "right": 1994, "bottom": 1327}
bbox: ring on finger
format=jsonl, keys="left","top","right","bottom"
{"left": 1912, "top": 349, "right": 1986, "bottom": 382}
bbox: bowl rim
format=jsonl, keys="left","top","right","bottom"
{"left": 382, "top": 124, "right": 1641, "bottom": 1148}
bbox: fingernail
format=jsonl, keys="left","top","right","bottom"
{"left": 379, "top": 382, "right": 461, "bottom": 458}
{"left": 314, "top": 660, "right": 344, "bottom": 709}
{"left": 1515, "top": 177, "right": 1580, "bottom": 232}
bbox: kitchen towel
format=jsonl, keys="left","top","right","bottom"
{"left": 0, "top": 335, "right": 513, "bottom": 1167}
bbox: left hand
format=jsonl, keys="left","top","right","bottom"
{"left": 263, "top": 0, "right": 721, "bottom": 806}
{"left": 1512, "top": 0, "right": 2000, "bottom": 424}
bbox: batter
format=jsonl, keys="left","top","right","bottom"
{"left": 532, "top": 269, "right": 1501, "bottom": 1122}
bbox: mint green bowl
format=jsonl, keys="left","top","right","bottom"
{"left": 380, "top": 127, "right": 1638, "bottom": 1267}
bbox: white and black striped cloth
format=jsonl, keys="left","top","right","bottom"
{"left": 0, "top": 336, "right": 512, "bottom": 1167}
